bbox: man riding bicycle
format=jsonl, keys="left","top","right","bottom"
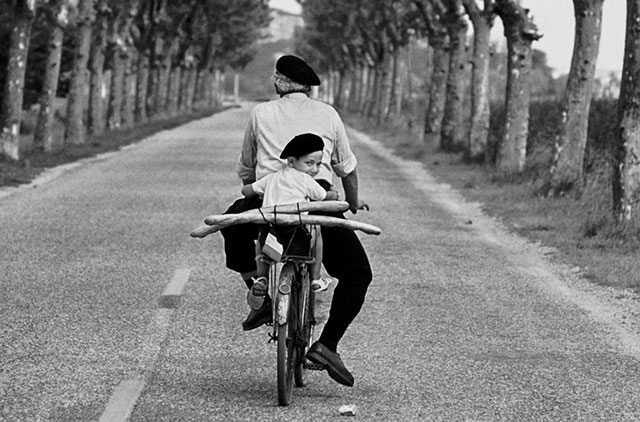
{"left": 221, "top": 55, "right": 372, "bottom": 387}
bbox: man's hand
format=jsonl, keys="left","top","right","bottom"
{"left": 349, "top": 199, "right": 370, "bottom": 214}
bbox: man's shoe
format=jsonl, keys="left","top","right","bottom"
{"left": 306, "top": 341, "right": 354, "bottom": 387}
{"left": 242, "top": 298, "right": 272, "bottom": 331}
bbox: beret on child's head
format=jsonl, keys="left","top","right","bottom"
{"left": 275, "top": 55, "right": 321, "bottom": 86}
{"left": 280, "top": 133, "right": 325, "bottom": 159}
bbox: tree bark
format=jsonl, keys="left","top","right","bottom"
{"left": 440, "top": 2, "right": 468, "bottom": 152}
{"left": 360, "top": 65, "right": 374, "bottom": 115}
{"left": 167, "top": 66, "right": 180, "bottom": 116}
{"left": 349, "top": 63, "right": 362, "bottom": 112}
{"left": 495, "top": 0, "right": 542, "bottom": 173}
{"left": 613, "top": 0, "right": 640, "bottom": 221}
{"left": 135, "top": 52, "right": 149, "bottom": 122}
{"left": 121, "top": 50, "right": 136, "bottom": 128}
{"left": 547, "top": 0, "right": 604, "bottom": 195}
{"left": 357, "top": 64, "right": 369, "bottom": 113}
{"left": 87, "top": 3, "right": 109, "bottom": 135}
{"left": 157, "top": 39, "right": 176, "bottom": 115}
{"left": 385, "top": 48, "right": 400, "bottom": 121}
{"left": 1, "top": 12, "right": 33, "bottom": 160}
{"left": 423, "top": 39, "right": 449, "bottom": 149}
{"left": 463, "top": 0, "right": 494, "bottom": 163}
{"left": 64, "top": 0, "right": 94, "bottom": 145}
{"left": 184, "top": 65, "right": 197, "bottom": 112}
{"left": 376, "top": 61, "right": 391, "bottom": 125}
{"left": 368, "top": 65, "right": 383, "bottom": 120}
{"left": 34, "top": 24, "right": 63, "bottom": 152}
{"left": 107, "top": 50, "right": 125, "bottom": 129}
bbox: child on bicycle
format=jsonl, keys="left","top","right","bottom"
{"left": 240, "top": 133, "right": 340, "bottom": 310}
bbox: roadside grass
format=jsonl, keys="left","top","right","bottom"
{"left": 0, "top": 103, "right": 227, "bottom": 187}
{"left": 345, "top": 107, "right": 640, "bottom": 294}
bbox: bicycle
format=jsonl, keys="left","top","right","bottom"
{"left": 191, "top": 200, "right": 381, "bottom": 406}
{"left": 259, "top": 226, "right": 321, "bottom": 406}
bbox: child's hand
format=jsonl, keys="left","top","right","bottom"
{"left": 326, "top": 189, "right": 340, "bottom": 201}
{"left": 350, "top": 199, "right": 370, "bottom": 214}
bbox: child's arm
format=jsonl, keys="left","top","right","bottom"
{"left": 241, "top": 184, "right": 257, "bottom": 197}
{"left": 324, "top": 189, "right": 340, "bottom": 201}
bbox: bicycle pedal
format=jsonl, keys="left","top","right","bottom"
{"left": 304, "top": 361, "right": 326, "bottom": 371}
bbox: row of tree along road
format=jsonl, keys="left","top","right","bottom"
{"left": 0, "top": 0, "right": 270, "bottom": 159}
{"left": 1, "top": 0, "right": 639, "bottom": 224}
{"left": 295, "top": 0, "right": 640, "bottom": 223}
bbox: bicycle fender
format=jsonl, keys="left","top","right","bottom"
{"left": 277, "top": 294, "right": 289, "bottom": 325}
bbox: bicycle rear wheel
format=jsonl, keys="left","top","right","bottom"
{"left": 276, "top": 264, "right": 297, "bottom": 406}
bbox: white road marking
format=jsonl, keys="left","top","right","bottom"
{"left": 97, "top": 268, "right": 193, "bottom": 421}
{"left": 159, "top": 268, "right": 192, "bottom": 308}
{"left": 98, "top": 379, "right": 146, "bottom": 422}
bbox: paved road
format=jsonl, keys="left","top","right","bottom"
{"left": 2, "top": 104, "right": 640, "bottom": 421}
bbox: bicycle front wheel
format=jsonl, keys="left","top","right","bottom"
{"left": 276, "top": 264, "right": 296, "bottom": 406}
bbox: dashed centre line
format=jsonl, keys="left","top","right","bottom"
{"left": 98, "top": 267, "right": 192, "bottom": 422}
{"left": 159, "top": 268, "right": 192, "bottom": 308}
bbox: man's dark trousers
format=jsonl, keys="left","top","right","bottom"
{"left": 220, "top": 198, "right": 373, "bottom": 351}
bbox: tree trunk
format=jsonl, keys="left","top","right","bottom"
{"left": 215, "top": 69, "right": 224, "bottom": 105}
{"left": 464, "top": 0, "right": 494, "bottom": 163}
{"left": 107, "top": 51, "right": 125, "bottom": 129}
{"left": 423, "top": 39, "right": 449, "bottom": 149}
{"left": 385, "top": 49, "right": 400, "bottom": 121}
{"left": 64, "top": 0, "right": 94, "bottom": 145}
{"left": 356, "top": 64, "right": 368, "bottom": 113}
{"left": 208, "top": 69, "right": 219, "bottom": 108}
{"left": 495, "top": 0, "right": 542, "bottom": 173}
{"left": 1, "top": 14, "right": 33, "bottom": 160}
{"left": 613, "top": 0, "right": 640, "bottom": 221}
{"left": 121, "top": 50, "right": 136, "bottom": 128}
{"left": 376, "top": 62, "right": 391, "bottom": 124}
{"left": 148, "top": 51, "right": 161, "bottom": 118}
{"left": 349, "top": 63, "right": 362, "bottom": 112}
{"left": 368, "top": 66, "right": 381, "bottom": 119}
{"left": 440, "top": 12, "right": 468, "bottom": 152}
{"left": 185, "top": 65, "right": 197, "bottom": 112}
{"left": 88, "top": 13, "right": 108, "bottom": 135}
{"left": 135, "top": 52, "right": 149, "bottom": 122}
{"left": 34, "top": 24, "right": 63, "bottom": 152}
{"left": 547, "top": 0, "right": 604, "bottom": 195}
{"left": 167, "top": 66, "right": 180, "bottom": 116}
{"left": 157, "top": 40, "right": 176, "bottom": 115}
{"left": 359, "top": 65, "right": 373, "bottom": 115}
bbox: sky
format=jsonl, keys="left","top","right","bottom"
{"left": 268, "top": 0, "right": 626, "bottom": 74}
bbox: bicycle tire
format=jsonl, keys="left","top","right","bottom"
{"left": 294, "top": 269, "right": 313, "bottom": 387}
{"left": 276, "top": 264, "right": 296, "bottom": 406}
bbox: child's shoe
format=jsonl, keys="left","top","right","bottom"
{"left": 247, "top": 277, "right": 268, "bottom": 309}
{"left": 311, "top": 277, "right": 334, "bottom": 292}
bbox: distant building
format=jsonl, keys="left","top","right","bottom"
{"left": 262, "top": 8, "right": 303, "bottom": 43}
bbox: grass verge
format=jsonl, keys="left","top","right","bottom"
{"left": 345, "top": 113, "right": 640, "bottom": 294}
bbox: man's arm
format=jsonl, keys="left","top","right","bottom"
{"left": 342, "top": 169, "right": 369, "bottom": 214}
{"left": 236, "top": 111, "right": 258, "bottom": 184}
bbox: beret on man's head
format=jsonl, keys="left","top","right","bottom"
{"left": 276, "top": 55, "right": 321, "bottom": 86}
{"left": 280, "top": 133, "right": 325, "bottom": 159}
